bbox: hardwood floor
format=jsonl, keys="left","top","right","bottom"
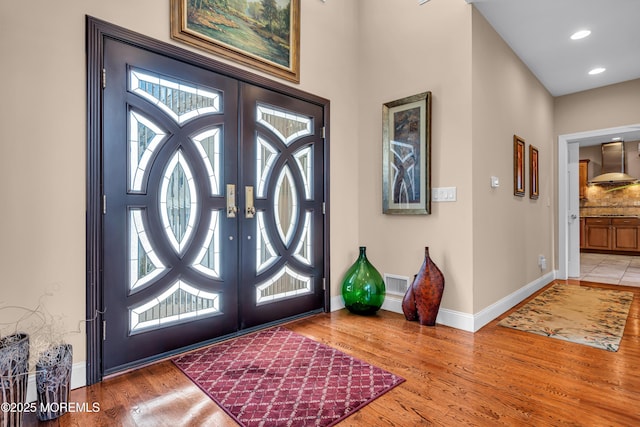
{"left": 26, "top": 280, "right": 640, "bottom": 426}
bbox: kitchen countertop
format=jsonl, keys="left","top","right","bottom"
{"left": 580, "top": 215, "right": 640, "bottom": 218}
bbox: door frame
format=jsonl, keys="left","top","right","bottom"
{"left": 557, "top": 124, "right": 640, "bottom": 279}
{"left": 86, "top": 16, "right": 331, "bottom": 385}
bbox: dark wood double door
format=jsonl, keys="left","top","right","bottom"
{"left": 100, "top": 37, "right": 325, "bottom": 374}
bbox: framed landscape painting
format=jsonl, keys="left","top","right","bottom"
{"left": 171, "top": 0, "right": 300, "bottom": 83}
{"left": 382, "top": 92, "right": 432, "bottom": 215}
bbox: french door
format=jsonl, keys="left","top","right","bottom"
{"left": 100, "top": 36, "right": 325, "bottom": 374}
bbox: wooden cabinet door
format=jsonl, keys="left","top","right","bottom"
{"left": 579, "top": 160, "right": 589, "bottom": 199}
{"left": 612, "top": 218, "right": 640, "bottom": 251}
{"left": 585, "top": 218, "right": 611, "bottom": 250}
{"left": 580, "top": 218, "right": 585, "bottom": 249}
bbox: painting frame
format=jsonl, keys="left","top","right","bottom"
{"left": 513, "top": 135, "right": 525, "bottom": 197}
{"left": 170, "top": 0, "right": 300, "bottom": 83}
{"left": 382, "top": 91, "right": 432, "bottom": 215}
{"left": 529, "top": 145, "right": 539, "bottom": 199}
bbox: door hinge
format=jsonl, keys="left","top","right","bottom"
{"left": 102, "top": 320, "right": 106, "bottom": 341}
{"left": 322, "top": 278, "right": 326, "bottom": 291}
{"left": 322, "top": 202, "right": 326, "bottom": 215}
{"left": 102, "top": 68, "right": 106, "bottom": 89}
{"left": 321, "top": 126, "right": 326, "bottom": 139}
{"left": 102, "top": 194, "right": 107, "bottom": 214}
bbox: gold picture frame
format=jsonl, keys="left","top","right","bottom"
{"left": 513, "top": 135, "right": 525, "bottom": 197}
{"left": 170, "top": 0, "right": 300, "bottom": 83}
{"left": 529, "top": 145, "right": 539, "bottom": 199}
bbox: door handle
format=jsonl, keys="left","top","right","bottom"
{"left": 245, "top": 186, "right": 256, "bottom": 218}
{"left": 226, "top": 184, "right": 237, "bottom": 218}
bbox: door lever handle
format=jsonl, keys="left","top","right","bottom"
{"left": 246, "top": 186, "right": 255, "bottom": 218}
{"left": 226, "top": 184, "right": 237, "bottom": 218}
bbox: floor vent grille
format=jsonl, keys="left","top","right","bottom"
{"left": 384, "top": 274, "right": 410, "bottom": 297}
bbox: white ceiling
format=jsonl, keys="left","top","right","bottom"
{"left": 467, "top": 0, "right": 640, "bottom": 144}
{"left": 467, "top": 0, "right": 640, "bottom": 97}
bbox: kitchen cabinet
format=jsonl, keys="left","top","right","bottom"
{"left": 584, "top": 217, "right": 611, "bottom": 250}
{"left": 583, "top": 217, "right": 640, "bottom": 253}
{"left": 579, "top": 159, "right": 589, "bottom": 199}
{"left": 612, "top": 218, "right": 640, "bottom": 251}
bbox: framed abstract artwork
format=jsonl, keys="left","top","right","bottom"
{"left": 529, "top": 145, "right": 539, "bottom": 199}
{"left": 382, "top": 92, "right": 432, "bottom": 215}
{"left": 170, "top": 0, "right": 300, "bottom": 82}
{"left": 513, "top": 135, "right": 525, "bottom": 197}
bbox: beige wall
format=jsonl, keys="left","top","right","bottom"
{"left": 355, "top": 0, "right": 474, "bottom": 313}
{"left": 0, "top": 0, "right": 361, "bottom": 367}
{"left": 470, "top": 9, "right": 555, "bottom": 312}
{"left": 554, "top": 79, "right": 640, "bottom": 270}
{"left": 555, "top": 79, "right": 640, "bottom": 137}
{"left": 0, "top": 0, "right": 580, "bottom": 371}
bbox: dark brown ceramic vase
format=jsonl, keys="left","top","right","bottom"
{"left": 402, "top": 247, "right": 445, "bottom": 326}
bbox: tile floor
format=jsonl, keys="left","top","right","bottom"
{"left": 579, "top": 252, "right": 640, "bottom": 287}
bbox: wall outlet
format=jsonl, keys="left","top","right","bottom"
{"left": 538, "top": 255, "right": 547, "bottom": 270}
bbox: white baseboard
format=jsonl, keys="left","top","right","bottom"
{"left": 27, "top": 361, "right": 86, "bottom": 403}
{"left": 470, "top": 270, "right": 556, "bottom": 331}
{"left": 336, "top": 270, "right": 556, "bottom": 332}
{"left": 330, "top": 294, "right": 345, "bottom": 311}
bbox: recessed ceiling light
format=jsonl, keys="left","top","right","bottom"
{"left": 611, "top": 137, "right": 623, "bottom": 142}
{"left": 570, "top": 30, "right": 591, "bottom": 40}
{"left": 589, "top": 67, "right": 606, "bottom": 75}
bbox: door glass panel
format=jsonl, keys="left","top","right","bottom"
{"left": 256, "top": 136, "right": 278, "bottom": 198}
{"left": 192, "top": 128, "right": 222, "bottom": 196}
{"left": 274, "top": 166, "right": 298, "bottom": 247}
{"left": 130, "top": 280, "right": 220, "bottom": 333}
{"left": 293, "top": 211, "right": 312, "bottom": 265}
{"left": 129, "top": 209, "right": 166, "bottom": 291}
{"left": 256, "top": 105, "right": 312, "bottom": 145}
{"left": 293, "top": 145, "right": 313, "bottom": 199}
{"left": 160, "top": 149, "right": 198, "bottom": 255}
{"left": 192, "top": 211, "right": 221, "bottom": 278}
{"left": 256, "top": 211, "right": 278, "bottom": 273}
{"left": 130, "top": 69, "right": 221, "bottom": 124}
{"left": 256, "top": 266, "right": 312, "bottom": 305}
{"left": 129, "top": 111, "right": 166, "bottom": 193}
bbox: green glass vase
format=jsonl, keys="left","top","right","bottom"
{"left": 341, "top": 247, "right": 386, "bottom": 315}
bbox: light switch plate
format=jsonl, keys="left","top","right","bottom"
{"left": 432, "top": 187, "right": 457, "bottom": 202}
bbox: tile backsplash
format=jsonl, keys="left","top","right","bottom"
{"left": 581, "top": 184, "right": 640, "bottom": 216}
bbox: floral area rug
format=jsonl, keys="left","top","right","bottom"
{"left": 172, "top": 327, "right": 405, "bottom": 426}
{"left": 498, "top": 283, "right": 633, "bottom": 352}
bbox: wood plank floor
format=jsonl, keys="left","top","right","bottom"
{"left": 25, "top": 280, "right": 640, "bottom": 426}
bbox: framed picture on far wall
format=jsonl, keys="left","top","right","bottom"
{"left": 530, "top": 145, "right": 539, "bottom": 199}
{"left": 382, "top": 91, "right": 432, "bottom": 215}
{"left": 170, "top": 0, "right": 300, "bottom": 83}
{"left": 513, "top": 135, "right": 525, "bottom": 197}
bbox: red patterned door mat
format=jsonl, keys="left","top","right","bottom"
{"left": 172, "top": 327, "right": 405, "bottom": 426}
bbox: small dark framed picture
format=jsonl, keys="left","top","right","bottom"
{"left": 513, "top": 135, "right": 525, "bottom": 197}
{"left": 529, "top": 145, "right": 539, "bottom": 199}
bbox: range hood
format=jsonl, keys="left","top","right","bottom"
{"left": 589, "top": 142, "right": 638, "bottom": 184}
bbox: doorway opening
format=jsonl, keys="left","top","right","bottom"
{"left": 557, "top": 123, "right": 640, "bottom": 280}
